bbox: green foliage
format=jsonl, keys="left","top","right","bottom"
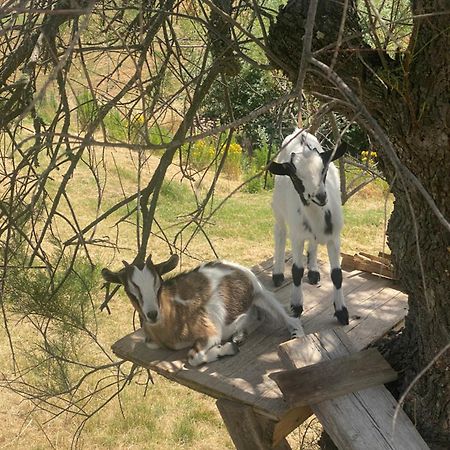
{"left": 36, "top": 93, "right": 58, "bottom": 125}
{"left": 76, "top": 90, "right": 98, "bottom": 131}
{"left": 203, "top": 63, "right": 292, "bottom": 149}
{"left": 183, "top": 139, "right": 244, "bottom": 178}
{"left": 148, "top": 123, "right": 172, "bottom": 146}
{"left": 103, "top": 108, "right": 128, "bottom": 141}
{"left": 158, "top": 179, "right": 196, "bottom": 222}
{"left": 5, "top": 256, "right": 98, "bottom": 331}
{"left": 160, "top": 179, "right": 192, "bottom": 201}
{"left": 242, "top": 145, "right": 274, "bottom": 193}
{"left": 223, "top": 142, "right": 243, "bottom": 178}
{"left": 3, "top": 256, "right": 99, "bottom": 393}
{"left": 120, "top": 113, "right": 173, "bottom": 145}
{"left": 173, "top": 416, "right": 196, "bottom": 444}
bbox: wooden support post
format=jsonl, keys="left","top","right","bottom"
{"left": 216, "top": 398, "right": 292, "bottom": 450}
{"left": 273, "top": 405, "right": 313, "bottom": 447}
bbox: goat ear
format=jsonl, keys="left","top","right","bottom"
{"left": 101, "top": 268, "right": 124, "bottom": 285}
{"left": 155, "top": 254, "right": 179, "bottom": 276}
{"left": 268, "top": 161, "right": 295, "bottom": 176}
{"left": 320, "top": 143, "right": 347, "bottom": 165}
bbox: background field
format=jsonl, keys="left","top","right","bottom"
{"left": 0, "top": 146, "right": 392, "bottom": 450}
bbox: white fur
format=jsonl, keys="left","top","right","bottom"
{"left": 130, "top": 265, "right": 160, "bottom": 319}
{"left": 271, "top": 129, "right": 347, "bottom": 323}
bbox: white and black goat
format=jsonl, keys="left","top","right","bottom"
{"left": 268, "top": 128, "right": 349, "bottom": 325}
{"left": 102, "top": 255, "right": 303, "bottom": 366}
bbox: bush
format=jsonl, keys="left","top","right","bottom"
{"left": 223, "top": 142, "right": 242, "bottom": 178}
{"left": 76, "top": 90, "right": 98, "bottom": 131}
{"left": 242, "top": 145, "right": 274, "bottom": 193}
{"left": 183, "top": 139, "right": 243, "bottom": 178}
{"left": 104, "top": 108, "right": 127, "bottom": 141}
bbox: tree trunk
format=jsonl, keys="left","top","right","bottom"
{"left": 267, "top": 0, "right": 450, "bottom": 446}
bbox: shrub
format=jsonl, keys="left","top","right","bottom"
{"left": 104, "top": 108, "right": 127, "bottom": 141}
{"left": 242, "top": 145, "right": 274, "bottom": 193}
{"left": 76, "top": 90, "right": 98, "bottom": 131}
{"left": 222, "top": 142, "right": 242, "bottom": 178}
{"left": 183, "top": 139, "right": 243, "bottom": 179}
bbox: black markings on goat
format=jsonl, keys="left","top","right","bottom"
{"left": 272, "top": 273, "right": 285, "bottom": 287}
{"left": 334, "top": 306, "right": 349, "bottom": 325}
{"left": 331, "top": 268, "right": 343, "bottom": 290}
{"left": 308, "top": 271, "right": 320, "bottom": 285}
{"left": 324, "top": 209, "right": 333, "bottom": 235}
{"left": 291, "top": 304, "right": 303, "bottom": 318}
{"left": 292, "top": 264, "right": 304, "bottom": 286}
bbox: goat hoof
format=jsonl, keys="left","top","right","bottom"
{"left": 290, "top": 330, "right": 304, "bottom": 339}
{"left": 273, "top": 273, "right": 285, "bottom": 287}
{"left": 232, "top": 332, "right": 247, "bottom": 346}
{"left": 308, "top": 270, "right": 320, "bottom": 285}
{"left": 334, "top": 307, "right": 349, "bottom": 325}
{"left": 220, "top": 341, "right": 240, "bottom": 357}
{"left": 291, "top": 304, "right": 303, "bottom": 318}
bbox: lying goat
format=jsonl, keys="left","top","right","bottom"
{"left": 102, "top": 254, "right": 303, "bottom": 366}
{"left": 268, "top": 128, "right": 349, "bottom": 325}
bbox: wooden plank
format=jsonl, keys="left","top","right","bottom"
{"left": 378, "top": 251, "right": 392, "bottom": 260}
{"left": 359, "top": 251, "right": 391, "bottom": 265}
{"left": 270, "top": 348, "right": 397, "bottom": 407}
{"left": 341, "top": 252, "right": 395, "bottom": 279}
{"left": 278, "top": 330, "right": 429, "bottom": 450}
{"left": 216, "top": 398, "right": 291, "bottom": 450}
{"left": 346, "top": 291, "right": 408, "bottom": 350}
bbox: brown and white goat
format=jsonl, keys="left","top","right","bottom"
{"left": 102, "top": 254, "right": 303, "bottom": 366}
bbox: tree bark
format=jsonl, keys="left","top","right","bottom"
{"left": 267, "top": 0, "right": 450, "bottom": 447}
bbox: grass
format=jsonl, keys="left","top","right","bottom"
{"left": 0, "top": 146, "right": 393, "bottom": 449}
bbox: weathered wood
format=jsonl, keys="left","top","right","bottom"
{"left": 360, "top": 251, "right": 391, "bottom": 265}
{"left": 278, "top": 329, "right": 429, "bottom": 450}
{"left": 341, "top": 252, "right": 395, "bottom": 279}
{"left": 270, "top": 348, "right": 397, "bottom": 407}
{"left": 273, "top": 406, "right": 312, "bottom": 447}
{"left": 378, "top": 251, "right": 392, "bottom": 260}
{"left": 216, "top": 398, "right": 291, "bottom": 450}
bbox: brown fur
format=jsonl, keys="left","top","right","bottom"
{"left": 219, "top": 269, "right": 254, "bottom": 325}
{"left": 143, "top": 270, "right": 218, "bottom": 350}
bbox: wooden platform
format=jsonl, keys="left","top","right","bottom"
{"left": 112, "top": 256, "right": 409, "bottom": 440}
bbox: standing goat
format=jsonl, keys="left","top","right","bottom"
{"left": 268, "top": 128, "right": 349, "bottom": 325}
{"left": 102, "top": 254, "right": 303, "bottom": 366}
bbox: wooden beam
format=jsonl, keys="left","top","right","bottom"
{"left": 216, "top": 398, "right": 291, "bottom": 450}
{"left": 360, "top": 251, "right": 391, "bottom": 265}
{"left": 277, "top": 329, "right": 429, "bottom": 450}
{"left": 341, "top": 252, "right": 395, "bottom": 279}
{"left": 273, "top": 405, "right": 313, "bottom": 447}
{"left": 270, "top": 348, "right": 397, "bottom": 407}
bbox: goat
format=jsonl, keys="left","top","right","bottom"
{"left": 268, "top": 128, "right": 349, "bottom": 325}
{"left": 102, "top": 254, "right": 303, "bottom": 366}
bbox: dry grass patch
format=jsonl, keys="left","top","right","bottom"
{"left": 0, "top": 145, "right": 392, "bottom": 449}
